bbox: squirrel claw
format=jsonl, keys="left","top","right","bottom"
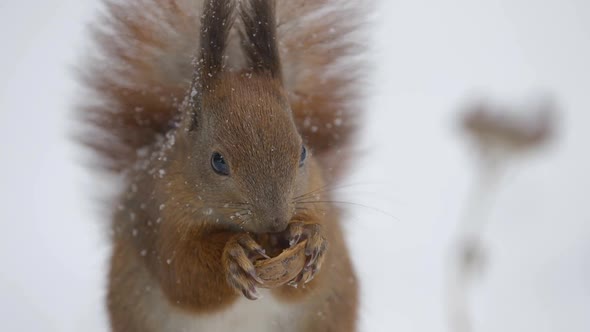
{"left": 285, "top": 221, "right": 304, "bottom": 247}
{"left": 257, "top": 249, "right": 270, "bottom": 260}
{"left": 302, "top": 265, "right": 316, "bottom": 284}
{"left": 284, "top": 221, "right": 328, "bottom": 287}
{"left": 238, "top": 235, "right": 270, "bottom": 259}
{"left": 242, "top": 285, "right": 261, "bottom": 300}
{"left": 247, "top": 268, "right": 265, "bottom": 285}
{"left": 223, "top": 234, "right": 266, "bottom": 300}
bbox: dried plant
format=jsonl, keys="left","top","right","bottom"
{"left": 462, "top": 99, "right": 555, "bottom": 166}
{"left": 447, "top": 98, "right": 557, "bottom": 332}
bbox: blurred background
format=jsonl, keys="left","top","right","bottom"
{"left": 1, "top": 0, "right": 589, "bottom": 331}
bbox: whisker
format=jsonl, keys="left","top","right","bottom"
{"left": 206, "top": 200, "right": 251, "bottom": 206}
{"left": 293, "top": 183, "right": 332, "bottom": 200}
{"left": 293, "top": 182, "right": 385, "bottom": 202}
{"left": 238, "top": 215, "right": 252, "bottom": 227}
{"left": 296, "top": 200, "right": 397, "bottom": 220}
{"left": 294, "top": 205, "right": 328, "bottom": 214}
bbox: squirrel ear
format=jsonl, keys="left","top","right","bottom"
{"left": 184, "top": 0, "right": 236, "bottom": 131}
{"left": 240, "top": 0, "right": 282, "bottom": 80}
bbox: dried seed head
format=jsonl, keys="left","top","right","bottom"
{"left": 461, "top": 98, "right": 557, "bottom": 161}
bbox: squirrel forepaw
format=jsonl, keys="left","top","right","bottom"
{"left": 222, "top": 234, "right": 269, "bottom": 300}
{"left": 284, "top": 221, "right": 328, "bottom": 287}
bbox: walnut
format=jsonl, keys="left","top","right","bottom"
{"left": 255, "top": 240, "right": 307, "bottom": 288}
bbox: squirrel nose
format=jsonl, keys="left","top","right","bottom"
{"left": 269, "top": 217, "right": 288, "bottom": 232}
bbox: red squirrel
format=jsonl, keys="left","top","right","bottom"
{"left": 79, "top": 0, "right": 366, "bottom": 331}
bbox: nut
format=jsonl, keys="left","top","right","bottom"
{"left": 254, "top": 240, "right": 307, "bottom": 288}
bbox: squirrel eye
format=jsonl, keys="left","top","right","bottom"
{"left": 211, "top": 152, "right": 230, "bottom": 176}
{"left": 299, "top": 145, "right": 307, "bottom": 167}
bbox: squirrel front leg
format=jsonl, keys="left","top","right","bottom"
{"left": 258, "top": 212, "right": 330, "bottom": 300}
{"left": 222, "top": 233, "right": 270, "bottom": 300}
{"left": 154, "top": 224, "right": 268, "bottom": 312}
{"left": 284, "top": 220, "right": 329, "bottom": 287}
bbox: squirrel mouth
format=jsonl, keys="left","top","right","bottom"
{"left": 252, "top": 231, "right": 292, "bottom": 258}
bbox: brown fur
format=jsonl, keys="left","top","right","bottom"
{"left": 79, "top": 0, "right": 366, "bottom": 331}
{"left": 79, "top": 0, "right": 365, "bottom": 175}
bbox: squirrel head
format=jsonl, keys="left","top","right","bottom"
{"left": 163, "top": 0, "right": 315, "bottom": 233}
{"left": 175, "top": 74, "right": 309, "bottom": 233}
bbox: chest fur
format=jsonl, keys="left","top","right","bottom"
{"left": 151, "top": 289, "right": 302, "bottom": 332}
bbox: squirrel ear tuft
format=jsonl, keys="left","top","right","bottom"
{"left": 240, "top": 0, "right": 282, "bottom": 80}
{"left": 196, "top": 0, "right": 236, "bottom": 83}
{"left": 185, "top": 0, "right": 236, "bottom": 131}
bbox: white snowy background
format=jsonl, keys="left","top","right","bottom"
{"left": 1, "top": 1, "right": 589, "bottom": 331}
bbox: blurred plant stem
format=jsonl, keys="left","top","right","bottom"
{"left": 447, "top": 160, "right": 502, "bottom": 332}
{"left": 447, "top": 98, "right": 555, "bottom": 332}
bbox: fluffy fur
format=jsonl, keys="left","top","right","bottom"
{"left": 80, "top": 0, "right": 365, "bottom": 178}
{"left": 78, "top": 1, "right": 367, "bottom": 331}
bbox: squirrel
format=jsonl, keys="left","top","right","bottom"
{"left": 79, "top": 0, "right": 366, "bottom": 331}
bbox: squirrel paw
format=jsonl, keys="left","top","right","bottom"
{"left": 284, "top": 221, "right": 328, "bottom": 287}
{"left": 223, "top": 233, "right": 270, "bottom": 300}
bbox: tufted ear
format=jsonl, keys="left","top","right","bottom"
{"left": 184, "top": 0, "right": 236, "bottom": 131}
{"left": 240, "top": 0, "right": 282, "bottom": 80}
